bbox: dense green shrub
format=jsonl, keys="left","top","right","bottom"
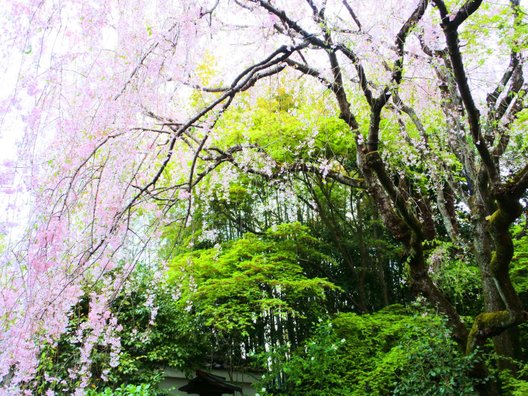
{"left": 257, "top": 305, "right": 478, "bottom": 395}
{"left": 168, "top": 223, "right": 339, "bottom": 365}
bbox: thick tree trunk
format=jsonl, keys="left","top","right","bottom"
{"left": 474, "top": 208, "right": 522, "bottom": 370}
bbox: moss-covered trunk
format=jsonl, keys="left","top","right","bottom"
{"left": 473, "top": 213, "right": 522, "bottom": 370}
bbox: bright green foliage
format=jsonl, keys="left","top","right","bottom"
{"left": 258, "top": 305, "right": 477, "bottom": 396}
{"left": 430, "top": 257, "right": 481, "bottom": 313}
{"left": 393, "top": 317, "right": 478, "bottom": 396}
{"left": 256, "top": 321, "right": 354, "bottom": 396}
{"left": 500, "top": 357, "right": 528, "bottom": 396}
{"left": 511, "top": 107, "right": 528, "bottom": 156}
{"left": 85, "top": 383, "right": 152, "bottom": 396}
{"left": 508, "top": 227, "right": 528, "bottom": 390}
{"left": 511, "top": 226, "right": 528, "bottom": 301}
{"left": 428, "top": 242, "right": 482, "bottom": 316}
{"left": 168, "top": 223, "right": 337, "bottom": 336}
{"left": 214, "top": 86, "right": 355, "bottom": 164}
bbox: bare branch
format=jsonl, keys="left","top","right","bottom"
{"left": 335, "top": 43, "right": 374, "bottom": 106}
{"left": 283, "top": 58, "right": 332, "bottom": 88}
{"left": 451, "top": 0, "right": 483, "bottom": 28}
{"left": 367, "top": 0, "right": 428, "bottom": 151}
{"left": 253, "top": 0, "right": 329, "bottom": 48}
{"left": 341, "top": 0, "right": 362, "bottom": 31}
{"left": 391, "top": 0, "right": 429, "bottom": 88}
{"left": 487, "top": 0, "right": 524, "bottom": 123}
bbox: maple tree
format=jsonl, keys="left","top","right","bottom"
{"left": 0, "top": 0, "right": 527, "bottom": 394}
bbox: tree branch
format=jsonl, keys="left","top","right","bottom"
{"left": 341, "top": 0, "right": 362, "bottom": 30}
{"left": 433, "top": 0, "right": 498, "bottom": 182}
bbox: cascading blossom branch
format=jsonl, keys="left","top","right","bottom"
{"left": 0, "top": 0, "right": 220, "bottom": 391}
